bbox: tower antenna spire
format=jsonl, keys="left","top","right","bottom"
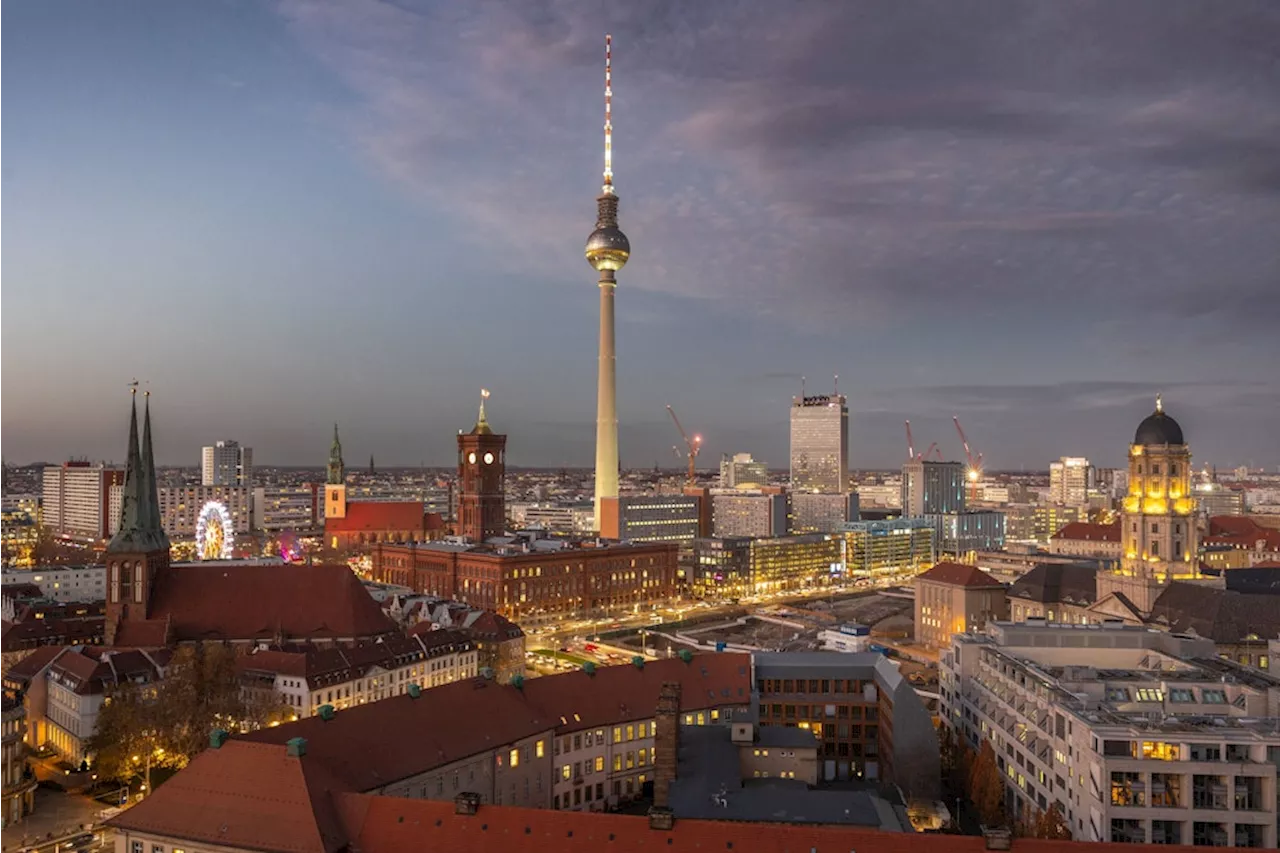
{"left": 603, "top": 33, "right": 614, "bottom": 195}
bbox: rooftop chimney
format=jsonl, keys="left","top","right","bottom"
{"left": 647, "top": 805, "right": 674, "bottom": 831}
{"left": 983, "top": 827, "right": 1013, "bottom": 850}
{"left": 209, "top": 729, "right": 229, "bottom": 749}
{"left": 653, "top": 681, "right": 681, "bottom": 809}
{"left": 455, "top": 791, "right": 481, "bottom": 815}
{"left": 318, "top": 704, "right": 336, "bottom": 721}
{"left": 285, "top": 737, "right": 307, "bottom": 758}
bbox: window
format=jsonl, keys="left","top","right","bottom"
{"left": 613, "top": 754, "right": 622, "bottom": 772}
{"left": 1201, "top": 689, "right": 1227, "bottom": 704}
{"left": 1168, "top": 688, "right": 1196, "bottom": 703}
{"left": 1142, "top": 741, "right": 1179, "bottom": 761}
{"left": 536, "top": 740, "right": 545, "bottom": 758}
{"left": 594, "top": 756, "right": 604, "bottom": 772}
{"left": 509, "top": 748, "right": 520, "bottom": 768}
{"left": 1104, "top": 687, "right": 1131, "bottom": 702}
{"left": 1135, "top": 688, "right": 1163, "bottom": 703}
{"left": 561, "top": 764, "right": 571, "bottom": 780}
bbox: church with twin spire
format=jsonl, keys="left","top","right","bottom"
{"left": 103, "top": 391, "right": 397, "bottom": 648}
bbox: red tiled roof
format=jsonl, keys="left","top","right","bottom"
{"left": 1, "top": 616, "right": 104, "bottom": 649}
{"left": 244, "top": 653, "right": 751, "bottom": 792}
{"left": 107, "top": 740, "right": 349, "bottom": 853}
{"left": 244, "top": 674, "right": 556, "bottom": 791}
{"left": 1051, "top": 521, "right": 1121, "bottom": 543}
{"left": 2, "top": 645, "right": 68, "bottom": 685}
{"left": 140, "top": 563, "right": 396, "bottom": 643}
{"left": 915, "top": 561, "right": 1004, "bottom": 588}
{"left": 463, "top": 610, "right": 525, "bottom": 640}
{"left": 1206, "top": 515, "right": 1280, "bottom": 551}
{"left": 325, "top": 501, "right": 429, "bottom": 534}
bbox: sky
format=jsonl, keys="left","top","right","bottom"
{"left": 3, "top": 0, "right": 1279, "bottom": 472}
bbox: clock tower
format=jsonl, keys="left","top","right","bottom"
{"left": 457, "top": 389, "right": 506, "bottom": 542}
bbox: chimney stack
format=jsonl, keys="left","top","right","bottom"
{"left": 653, "top": 681, "right": 681, "bottom": 809}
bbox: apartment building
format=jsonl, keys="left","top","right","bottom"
{"left": 940, "top": 622, "right": 1279, "bottom": 846}
{"left": 41, "top": 462, "right": 124, "bottom": 541}
{"left": 237, "top": 631, "right": 478, "bottom": 718}
{"left": 1, "top": 565, "right": 106, "bottom": 603}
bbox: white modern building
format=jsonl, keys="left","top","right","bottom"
{"left": 1050, "top": 457, "right": 1093, "bottom": 508}
{"left": 201, "top": 440, "right": 253, "bottom": 487}
{"left": 509, "top": 503, "right": 595, "bottom": 535}
{"left": 940, "top": 621, "right": 1279, "bottom": 847}
{"left": 719, "top": 453, "right": 769, "bottom": 489}
{"left": 109, "top": 485, "right": 250, "bottom": 539}
{"left": 41, "top": 463, "right": 124, "bottom": 541}
{"left": 711, "top": 490, "right": 788, "bottom": 538}
{"left": 1, "top": 566, "right": 106, "bottom": 603}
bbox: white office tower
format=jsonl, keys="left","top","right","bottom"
{"left": 202, "top": 440, "right": 253, "bottom": 487}
{"left": 789, "top": 393, "right": 848, "bottom": 494}
{"left": 1049, "top": 456, "right": 1093, "bottom": 507}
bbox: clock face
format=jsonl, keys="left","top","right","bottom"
{"left": 468, "top": 452, "right": 477, "bottom": 464}
{"left": 483, "top": 452, "right": 495, "bottom": 465}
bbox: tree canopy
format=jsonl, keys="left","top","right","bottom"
{"left": 87, "top": 642, "right": 288, "bottom": 783}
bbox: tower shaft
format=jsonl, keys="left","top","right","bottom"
{"left": 594, "top": 274, "right": 619, "bottom": 528}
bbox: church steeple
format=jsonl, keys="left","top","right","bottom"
{"left": 108, "top": 387, "right": 168, "bottom": 554}
{"left": 327, "top": 424, "right": 345, "bottom": 485}
{"left": 105, "top": 386, "right": 171, "bottom": 646}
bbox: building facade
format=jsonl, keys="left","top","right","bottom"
{"left": 41, "top": 462, "right": 124, "bottom": 541}
{"left": 2, "top": 692, "right": 36, "bottom": 828}
{"left": 940, "top": 622, "right": 1279, "bottom": 846}
{"left": 718, "top": 453, "right": 769, "bottom": 489}
{"left": 598, "top": 493, "right": 706, "bottom": 543}
{"left": 901, "top": 460, "right": 965, "bottom": 517}
{"left": 0, "top": 565, "right": 106, "bottom": 603}
{"left": 201, "top": 440, "right": 253, "bottom": 487}
{"left": 931, "top": 510, "right": 1006, "bottom": 555}
{"left": 839, "top": 518, "right": 936, "bottom": 577}
{"left": 753, "top": 652, "right": 939, "bottom": 798}
{"left": 238, "top": 632, "right": 479, "bottom": 718}
{"left": 912, "top": 561, "right": 1007, "bottom": 650}
{"left": 1049, "top": 457, "right": 1092, "bottom": 508}
{"left": 710, "top": 490, "right": 788, "bottom": 538}
{"left": 372, "top": 537, "right": 679, "bottom": 621}
{"left": 252, "top": 485, "right": 323, "bottom": 531}
{"left": 789, "top": 394, "right": 848, "bottom": 494}
{"left": 109, "top": 484, "right": 251, "bottom": 540}
{"left": 790, "top": 491, "right": 857, "bottom": 534}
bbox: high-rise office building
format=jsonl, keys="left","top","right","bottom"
{"left": 710, "top": 490, "right": 788, "bottom": 538}
{"left": 900, "top": 460, "right": 965, "bottom": 517}
{"left": 789, "top": 393, "right": 848, "bottom": 494}
{"left": 1048, "top": 456, "right": 1092, "bottom": 507}
{"left": 201, "top": 440, "right": 253, "bottom": 487}
{"left": 41, "top": 462, "right": 125, "bottom": 541}
{"left": 718, "top": 453, "right": 768, "bottom": 489}
{"left": 790, "top": 491, "right": 858, "bottom": 533}
{"left": 585, "top": 35, "right": 630, "bottom": 531}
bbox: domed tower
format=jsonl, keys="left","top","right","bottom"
{"left": 1100, "top": 395, "right": 1201, "bottom": 615}
{"left": 585, "top": 34, "right": 630, "bottom": 532}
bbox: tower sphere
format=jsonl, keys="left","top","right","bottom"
{"left": 586, "top": 225, "right": 630, "bottom": 272}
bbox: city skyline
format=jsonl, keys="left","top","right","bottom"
{"left": 4, "top": 1, "right": 1279, "bottom": 470}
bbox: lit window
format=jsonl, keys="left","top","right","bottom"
{"left": 535, "top": 740, "right": 545, "bottom": 758}
{"left": 509, "top": 748, "right": 520, "bottom": 768}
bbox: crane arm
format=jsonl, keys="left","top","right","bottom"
{"left": 904, "top": 420, "right": 916, "bottom": 461}
{"left": 667, "top": 405, "right": 694, "bottom": 450}
{"left": 953, "top": 416, "right": 976, "bottom": 468}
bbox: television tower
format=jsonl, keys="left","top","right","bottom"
{"left": 585, "top": 33, "right": 631, "bottom": 531}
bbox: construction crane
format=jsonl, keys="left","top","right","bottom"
{"left": 904, "top": 421, "right": 942, "bottom": 462}
{"left": 953, "top": 415, "right": 984, "bottom": 502}
{"left": 666, "top": 405, "right": 702, "bottom": 486}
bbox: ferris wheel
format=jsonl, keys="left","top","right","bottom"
{"left": 195, "top": 501, "right": 234, "bottom": 560}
